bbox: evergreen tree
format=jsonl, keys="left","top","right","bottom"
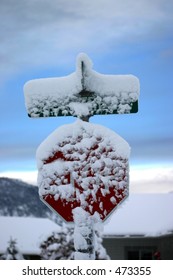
{"left": 95, "top": 226, "right": 110, "bottom": 260}
{"left": 40, "top": 225, "right": 74, "bottom": 260}
{"left": 0, "top": 238, "right": 24, "bottom": 260}
{"left": 40, "top": 224, "right": 110, "bottom": 260}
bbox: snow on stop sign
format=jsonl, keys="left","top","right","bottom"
{"left": 36, "top": 120, "right": 130, "bottom": 222}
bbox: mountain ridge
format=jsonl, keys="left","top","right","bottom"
{"left": 0, "top": 177, "right": 52, "bottom": 218}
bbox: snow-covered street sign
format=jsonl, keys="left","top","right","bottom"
{"left": 24, "top": 53, "right": 139, "bottom": 119}
{"left": 24, "top": 52, "right": 140, "bottom": 260}
{"left": 36, "top": 120, "right": 130, "bottom": 222}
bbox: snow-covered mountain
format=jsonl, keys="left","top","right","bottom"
{"left": 0, "top": 177, "right": 51, "bottom": 218}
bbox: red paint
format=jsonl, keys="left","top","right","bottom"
{"left": 40, "top": 138, "right": 128, "bottom": 222}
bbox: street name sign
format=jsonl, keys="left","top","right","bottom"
{"left": 24, "top": 53, "right": 139, "bottom": 119}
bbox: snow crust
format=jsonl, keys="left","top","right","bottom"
{"left": 24, "top": 53, "right": 139, "bottom": 117}
{"left": 36, "top": 120, "right": 130, "bottom": 220}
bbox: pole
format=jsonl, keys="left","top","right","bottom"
{"left": 73, "top": 62, "right": 94, "bottom": 259}
{"left": 73, "top": 207, "right": 95, "bottom": 260}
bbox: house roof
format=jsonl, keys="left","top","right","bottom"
{"left": 0, "top": 217, "right": 60, "bottom": 254}
{"left": 0, "top": 193, "right": 173, "bottom": 254}
{"left": 104, "top": 193, "right": 173, "bottom": 237}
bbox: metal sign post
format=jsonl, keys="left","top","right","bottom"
{"left": 73, "top": 207, "right": 95, "bottom": 260}
{"left": 24, "top": 53, "right": 140, "bottom": 260}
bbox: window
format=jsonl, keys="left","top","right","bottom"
{"left": 126, "top": 246, "right": 157, "bottom": 260}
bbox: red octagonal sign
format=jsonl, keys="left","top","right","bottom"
{"left": 36, "top": 120, "right": 130, "bottom": 222}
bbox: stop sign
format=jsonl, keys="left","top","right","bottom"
{"left": 37, "top": 120, "right": 130, "bottom": 222}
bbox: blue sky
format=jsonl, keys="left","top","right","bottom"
{"left": 0, "top": 0, "right": 173, "bottom": 192}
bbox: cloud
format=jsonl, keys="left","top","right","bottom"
{"left": 130, "top": 165, "right": 173, "bottom": 193}
{"left": 130, "top": 137, "right": 173, "bottom": 163}
{"left": 0, "top": 0, "right": 173, "bottom": 83}
{"left": 0, "top": 171, "right": 37, "bottom": 185}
